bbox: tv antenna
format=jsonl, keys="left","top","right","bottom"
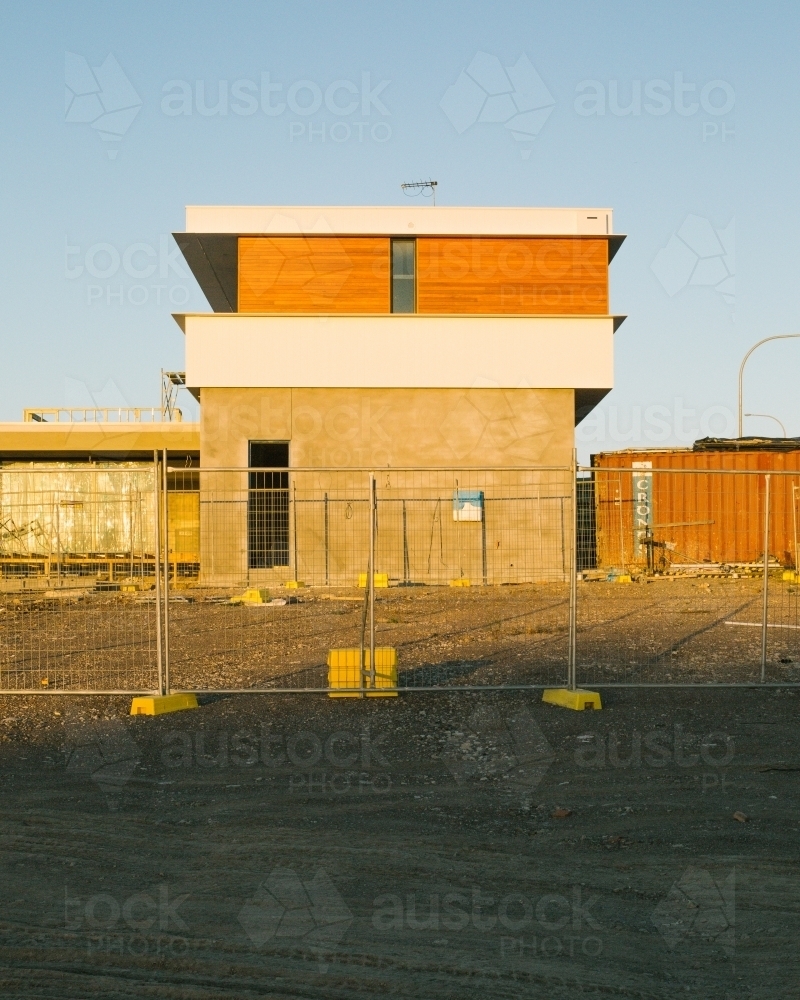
{"left": 401, "top": 179, "right": 438, "bottom": 206}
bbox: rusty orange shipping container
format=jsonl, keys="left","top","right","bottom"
{"left": 591, "top": 441, "right": 800, "bottom": 571}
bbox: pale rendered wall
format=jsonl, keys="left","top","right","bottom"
{"left": 182, "top": 314, "right": 615, "bottom": 394}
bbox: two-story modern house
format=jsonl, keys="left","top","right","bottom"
{"left": 172, "top": 204, "right": 624, "bottom": 586}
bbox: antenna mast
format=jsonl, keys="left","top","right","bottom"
{"left": 401, "top": 179, "right": 438, "bottom": 206}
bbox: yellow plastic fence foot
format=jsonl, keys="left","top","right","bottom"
{"left": 542, "top": 688, "right": 602, "bottom": 711}
{"left": 449, "top": 578, "right": 471, "bottom": 587}
{"left": 130, "top": 693, "right": 199, "bottom": 716}
{"left": 614, "top": 575, "right": 633, "bottom": 584}
{"left": 284, "top": 580, "right": 305, "bottom": 589}
{"left": 357, "top": 573, "right": 389, "bottom": 588}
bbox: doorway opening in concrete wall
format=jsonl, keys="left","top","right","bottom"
{"left": 248, "top": 441, "right": 290, "bottom": 569}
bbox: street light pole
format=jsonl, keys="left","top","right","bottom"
{"left": 744, "top": 413, "right": 787, "bottom": 437}
{"left": 738, "top": 335, "right": 800, "bottom": 438}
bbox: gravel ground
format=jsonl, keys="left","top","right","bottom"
{"left": 0, "top": 685, "right": 798, "bottom": 998}
{"left": 2, "top": 578, "right": 799, "bottom": 692}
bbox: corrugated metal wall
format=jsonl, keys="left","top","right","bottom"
{"left": 592, "top": 450, "right": 800, "bottom": 570}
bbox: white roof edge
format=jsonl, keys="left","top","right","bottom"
{"left": 184, "top": 205, "right": 614, "bottom": 237}
{"left": 184, "top": 205, "right": 615, "bottom": 211}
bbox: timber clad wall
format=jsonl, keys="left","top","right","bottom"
{"left": 239, "top": 237, "right": 389, "bottom": 313}
{"left": 416, "top": 238, "right": 608, "bottom": 314}
{"left": 238, "top": 236, "right": 608, "bottom": 314}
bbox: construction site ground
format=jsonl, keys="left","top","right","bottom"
{"left": 0, "top": 684, "right": 798, "bottom": 999}
{"left": 2, "top": 576, "right": 800, "bottom": 692}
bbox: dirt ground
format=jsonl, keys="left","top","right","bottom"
{"left": 0, "top": 684, "right": 798, "bottom": 999}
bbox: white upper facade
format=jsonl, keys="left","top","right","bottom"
{"left": 185, "top": 205, "right": 614, "bottom": 236}
{"left": 182, "top": 314, "right": 615, "bottom": 390}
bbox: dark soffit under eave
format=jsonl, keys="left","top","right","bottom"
{"left": 173, "top": 234, "right": 238, "bottom": 312}
{"left": 608, "top": 235, "right": 626, "bottom": 263}
{"left": 575, "top": 388, "right": 611, "bottom": 426}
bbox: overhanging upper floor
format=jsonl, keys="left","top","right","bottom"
{"left": 174, "top": 206, "right": 625, "bottom": 314}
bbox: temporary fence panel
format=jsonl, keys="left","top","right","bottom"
{"left": 0, "top": 465, "right": 162, "bottom": 693}
{"left": 576, "top": 476, "right": 597, "bottom": 571}
{"left": 577, "top": 467, "right": 800, "bottom": 687}
{"left": 764, "top": 475, "right": 800, "bottom": 677}
{"left": 164, "top": 467, "right": 574, "bottom": 693}
{"left": 4, "top": 460, "right": 800, "bottom": 696}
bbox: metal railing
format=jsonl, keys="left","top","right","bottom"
{"left": 23, "top": 407, "right": 182, "bottom": 423}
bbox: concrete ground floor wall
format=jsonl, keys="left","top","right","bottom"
{"left": 196, "top": 388, "right": 576, "bottom": 587}
{"left": 194, "top": 468, "right": 574, "bottom": 589}
{"left": 199, "top": 387, "right": 575, "bottom": 469}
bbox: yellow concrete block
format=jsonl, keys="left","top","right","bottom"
{"left": 782, "top": 570, "right": 798, "bottom": 582}
{"left": 130, "top": 693, "right": 199, "bottom": 716}
{"left": 327, "top": 647, "right": 398, "bottom": 697}
{"left": 284, "top": 580, "right": 305, "bottom": 589}
{"left": 615, "top": 575, "right": 633, "bottom": 584}
{"left": 449, "top": 578, "right": 471, "bottom": 587}
{"left": 542, "top": 688, "right": 602, "bottom": 711}
{"left": 357, "top": 573, "right": 389, "bottom": 588}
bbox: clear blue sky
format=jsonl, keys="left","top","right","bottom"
{"left": 1, "top": 0, "right": 798, "bottom": 459}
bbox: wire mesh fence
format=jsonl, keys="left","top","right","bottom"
{"left": 0, "top": 464, "right": 161, "bottom": 692}
{"left": 576, "top": 466, "right": 800, "bottom": 686}
{"left": 166, "top": 467, "right": 574, "bottom": 693}
{"left": 2, "top": 461, "right": 800, "bottom": 694}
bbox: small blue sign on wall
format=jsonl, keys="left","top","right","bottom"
{"left": 453, "top": 490, "right": 484, "bottom": 521}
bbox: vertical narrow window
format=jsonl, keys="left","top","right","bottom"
{"left": 248, "top": 441, "right": 289, "bottom": 569}
{"left": 391, "top": 239, "right": 415, "bottom": 313}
